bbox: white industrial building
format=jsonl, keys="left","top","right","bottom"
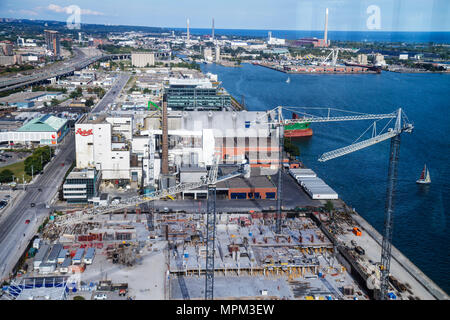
{"left": 131, "top": 52, "right": 155, "bottom": 67}
{"left": 74, "top": 110, "right": 279, "bottom": 189}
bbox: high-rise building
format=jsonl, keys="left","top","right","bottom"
{"left": 0, "top": 41, "right": 13, "bottom": 56}
{"left": 44, "top": 30, "right": 60, "bottom": 57}
{"left": 215, "top": 45, "right": 220, "bottom": 63}
{"left": 204, "top": 47, "right": 213, "bottom": 61}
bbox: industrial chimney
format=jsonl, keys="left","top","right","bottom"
{"left": 324, "top": 8, "right": 329, "bottom": 46}
{"left": 187, "top": 18, "right": 190, "bottom": 42}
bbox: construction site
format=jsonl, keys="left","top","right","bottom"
{"left": 2, "top": 99, "right": 449, "bottom": 301}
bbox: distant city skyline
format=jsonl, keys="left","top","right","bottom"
{"left": 0, "top": 0, "right": 449, "bottom": 32}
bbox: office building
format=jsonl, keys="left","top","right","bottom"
{"left": 63, "top": 168, "right": 101, "bottom": 203}
{"left": 165, "top": 78, "right": 231, "bottom": 111}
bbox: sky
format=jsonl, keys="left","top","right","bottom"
{"left": 1, "top": 0, "right": 449, "bottom": 32}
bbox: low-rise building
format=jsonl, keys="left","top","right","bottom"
{"left": 63, "top": 168, "right": 101, "bottom": 203}
{"left": 0, "top": 114, "right": 69, "bottom": 146}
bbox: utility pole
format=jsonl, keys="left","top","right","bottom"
{"left": 31, "top": 165, "right": 34, "bottom": 181}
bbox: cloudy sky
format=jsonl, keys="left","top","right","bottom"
{"left": 1, "top": 0, "right": 449, "bottom": 31}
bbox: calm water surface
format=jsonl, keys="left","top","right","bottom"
{"left": 201, "top": 62, "right": 450, "bottom": 294}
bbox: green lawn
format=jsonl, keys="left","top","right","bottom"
{"left": 0, "top": 160, "right": 32, "bottom": 183}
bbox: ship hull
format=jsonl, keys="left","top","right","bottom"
{"left": 284, "top": 128, "right": 313, "bottom": 138}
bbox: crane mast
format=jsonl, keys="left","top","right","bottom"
{"left": 317, "top": 108, "right": 413, "bottom": 300}
{"left": 276, "top": 106, "right": 283, "bottom": 234}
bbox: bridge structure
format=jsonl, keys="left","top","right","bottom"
{"left": 0, "top": 53, "right": 131, "bottom": 93}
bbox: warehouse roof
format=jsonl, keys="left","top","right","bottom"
{"left": 18, "top": 114, "right": 67, "bottom": 132}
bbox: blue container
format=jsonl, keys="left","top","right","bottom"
{"left": 49, "top": 216, "right": 54, "bottom": 221}
{"left": 249, "top": 232, "right": 253, "bottom": 237}
{"left": 318, "top": 272, "right": 322, "bottom": 277}
{"left": 184, "top": 253, "right": 189, "bottom": 258}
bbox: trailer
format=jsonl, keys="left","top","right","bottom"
{"left": 57, "top": 249, "right": 68, "bottom": 264}
{"left": 83, "top": 247, "right": 95, "bottom": 265}
{"left": 59, "top": 257, "right": 72, "bottom": 273}
{"left": 72, "top": 248, "right": 84, "bottom": 265}
{"left": 32, "top": 238, "right": 41, "bottom": 250}
{"left": 33, "top": 244, "right": 50, "bottom": 270}
{"left": 46, "top": 244, "right": 63, "bottom": 264}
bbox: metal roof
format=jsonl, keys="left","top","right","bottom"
{"left": 18, "top": 115, "right": 67, "bottom": 132}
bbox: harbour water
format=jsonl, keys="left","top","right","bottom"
{"left": 201, "top": 62, "right": 450, "bottom": 294}
{"left": 181, "top": 28, "right": 450, "bottom": 43}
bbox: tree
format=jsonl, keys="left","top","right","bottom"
{"left": 0, "top": 169, "right": 14, "bottom": 183}
{"left": 325, "top": 200, "right": 334, "bottom": 213}
{"left": 50, "top": 98, "right": 59, "bottom": 106}
{"left": 85, "top": 98, "right": 94, "bottom": 107}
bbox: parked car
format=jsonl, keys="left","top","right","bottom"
{"left": 93, "top": 293, "right": 107, "bottom": 300}
{"left": 25, "top": 219, "right": 30, "bottom": 224}
{"left": 119, "top": 289, "right": 127, "bottom": 296}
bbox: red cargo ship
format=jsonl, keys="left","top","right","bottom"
{"left": 284, "top": 113, "right": 313, "bottom": 138}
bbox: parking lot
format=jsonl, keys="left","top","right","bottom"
{"left": 0, "top": 150, "right": 29, "bottom": 167}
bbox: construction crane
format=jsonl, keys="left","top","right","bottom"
{"left": 253, "top": 106, "right": 400, "bottom": 234}
{"left": 54, "top": 154, "right": 247, "bottom": 227}
{"left": 317, "top": 108, "right": 413, "bottom": 300}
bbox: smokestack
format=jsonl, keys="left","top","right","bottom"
{"left": 212, "top": 18, "right": 215, "bottom": 41}
{"left": 324, "top": 8, "right": 328, "bottom": 46}
{"left": 161, "top": 95, "right": 169, "bottom": 175}
{"left": 187, "top": 18, "right": 190, "bottom": 42}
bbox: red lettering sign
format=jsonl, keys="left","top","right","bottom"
{"left": 76, "top": 128, "right": 93, "bottom": 136}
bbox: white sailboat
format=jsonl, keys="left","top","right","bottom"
{"left": 286, "top": 77, "right": 290, "bottom": 83}
{"left": 416, "top": 164, "right": 431, "bottom": 184}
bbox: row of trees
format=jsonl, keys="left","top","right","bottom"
{"left": 0, "top": 169, "right": 14, "bottom": 183}
{"left": 32, "top": 86, "right": 67, "bottom": 93}
{"left": 69, "top": 86, "right": 83, "bottom": 99}
{"left": 24, "top": 146, "right": 53, "bottom": 176}
{"left": 284, "top": 138, "right": 300, "bottom": 157}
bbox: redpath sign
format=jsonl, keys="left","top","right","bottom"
{"left": 76, "top": 128, "right": 93, "bottom": 136}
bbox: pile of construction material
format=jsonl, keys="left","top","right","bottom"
{"left": 289, "top": 168, "right": 338, "bottom": 200}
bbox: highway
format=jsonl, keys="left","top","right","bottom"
{"left": 0, "top": 131, "right": 76, "bottom": 281}
{"left": 92, "top": 72, "right": 130, "bottom": 113}
{"left": 0, "top": 47, "right": 106, "bottom": 93}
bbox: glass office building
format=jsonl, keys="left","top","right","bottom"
{"left": 63, "top": 168, "right": 101, "bottom": 203}
{"left": 165, "top": 78, "right": 231, "bottom": 110}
